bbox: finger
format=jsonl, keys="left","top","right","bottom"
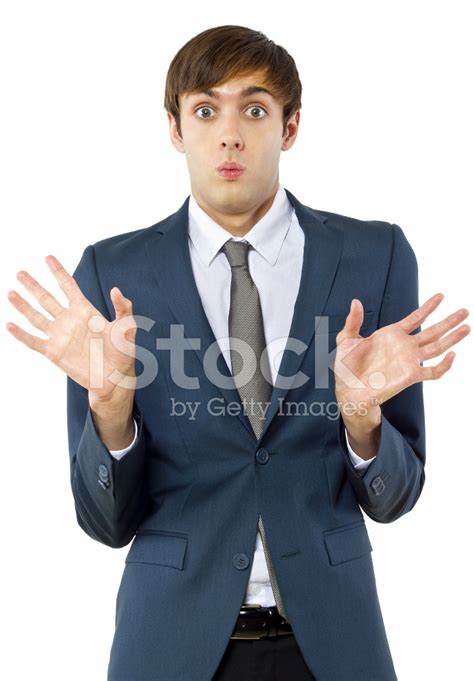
{"left": 45, "top": 255, "right": 85, "bottom": 305}
{"left": 7, "top": 290, "right": 52, "bottom": 333}
{"left": 337, "top": 299, "right": 364, "bottom": 342}
{"left": 418, "top": 324, "right": 470, "bottom": 361}
{"left": 417, "top": 308, "right": 470, "bottom": 346}
{"left": 111, "top": 288, "right": 137, "bottom": 342}
{"left": 15, "top": 269, "right": 65, "bottom": 318}
{"left": 398, "top": 292, "right": 444, "bottom": 334}
{"left": 420, "top": 351, "right": 455, "bottom": 381}
{"left": 110, "top": 287, "right": 134, "bottom": 321}
{"left": 5, "top": 321, "right": 48, "bottom": 354}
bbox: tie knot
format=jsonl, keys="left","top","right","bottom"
{"left": 221, "top": 239, "right": 250, "bottom": 268}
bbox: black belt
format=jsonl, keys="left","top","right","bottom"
{"left": 230, "top": 604, "right": 294, "bottom": 639}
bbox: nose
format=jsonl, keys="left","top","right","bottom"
{"left": 219, "top": 135, "right": 243, "bottom": 151}
{"left": 219, "top": 119, "right": 244, "bottom": 151}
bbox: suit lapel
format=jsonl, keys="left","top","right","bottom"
{"left": 145, "top": 196, "right": 256, "bottom": 438}
{"left": 145, "top": 188, "right": 344, "bottom": 443}
{"left": 257, "top": 189, "right": 344, "bottom": 442}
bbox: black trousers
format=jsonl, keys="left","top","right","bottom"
{"left": 212, "top": 634, "right": 316, "bottom": 681}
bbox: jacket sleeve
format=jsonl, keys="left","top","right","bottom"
{"left": 338, "top": 223, "right": 426, "bottom": 523}
{"left": 67, "top": 245, "right": 149, "bottom": 548}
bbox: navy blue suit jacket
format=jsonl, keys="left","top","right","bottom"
{"left": 67, "top": 188, "right": 425, "bottom": 681}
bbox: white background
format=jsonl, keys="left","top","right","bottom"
{"left": 1, "top": 1, "right": 473, "bottom": 679}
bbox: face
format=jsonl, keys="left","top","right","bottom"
{"left": 168, "top": 70, "right": 300, "bottom": 221}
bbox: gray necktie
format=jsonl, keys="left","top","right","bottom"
{"left": 221, "top": 238, "right": 288, "bottom": 621}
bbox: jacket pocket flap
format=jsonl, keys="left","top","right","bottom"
{"left": 125, "top": 532, "right": 188, "bottom": 570}
{"left": 323, "top": 521, "right": 373, "bottom": 566}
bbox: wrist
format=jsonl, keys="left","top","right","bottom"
{"left": 88, "top": 388, "right": 136, "bottom": 450}
{"left": 89, "top": 386, "right": 135, "bottom": 415}
{"left": 341, "top": 404, "right": 381, "bottom": 431}
{"left": 340, "top": 405, "right": 382, "bottom": 460}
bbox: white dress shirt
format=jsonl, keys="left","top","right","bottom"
{"left": 107, "top": 184, "right": 376, "bottom": 607}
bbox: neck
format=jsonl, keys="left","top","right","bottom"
{"left": 191, "top": 183, "right": 280, "bottom": 238}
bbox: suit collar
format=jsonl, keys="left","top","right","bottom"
{"left": 145, "top": 188, "right": 343, "bottom": 444}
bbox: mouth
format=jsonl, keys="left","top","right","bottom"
{"left": 217, "top": 162, "right": 246, "bottom": 180}
{"left": 217, "top": 167, "right": 246, "bottom": 180}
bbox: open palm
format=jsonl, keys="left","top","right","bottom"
{"left": 334, "top": 293, "right": 470, "bottom": 414}
{"left": 6, "top": 254, "right": 137, "bottom": 401}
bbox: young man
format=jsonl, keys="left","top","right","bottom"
{"left": 6, "top": 25, "right": 470, "bottom": 681}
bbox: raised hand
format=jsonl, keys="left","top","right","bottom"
{"left": 334, "top": 293, "right": 470, "bottom": 415}
{"left": 6, "top": 254, "right": 137, "bottom": 403}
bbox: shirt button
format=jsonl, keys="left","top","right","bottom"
{"left": 250, "top": 584, "right": 261, "bottom": 595}
{"left": 233, "top": 553, "right": 250, "bottom": 570}
{"left": 255, "top": 448, "right": 269, "bottom": 464}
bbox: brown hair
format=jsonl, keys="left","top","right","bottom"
{"left": 164, "top": 25, "right": 302, "bottom": 138}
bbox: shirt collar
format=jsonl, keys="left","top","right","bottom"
{"left": 188, "top": 183, "right": 294, "bottom": 267}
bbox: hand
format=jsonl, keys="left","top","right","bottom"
{"left": 6, "top": 254, "right": 137, "bottom": 403}
{"left": 334, "top": 293, "right": 470, "bottom": 416}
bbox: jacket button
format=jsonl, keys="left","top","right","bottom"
{"left": 233, "top": 553, "right": 250, "bottom": 570}
{"left": 371, "top": 476, "right": 385, "bottom": 495}
{"left": 255, "top": 448, "right": 269, "bottom": 464}
{"left": 98, "top": 464, "right": 109, "bottom": 482}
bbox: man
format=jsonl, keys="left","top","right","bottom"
{"left": 6, "top": 24, "right": 470, "bottom": 681}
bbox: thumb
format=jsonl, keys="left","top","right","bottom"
{"left": 110, "top": 286, "right": 133, "bottom": 320}
{"left": 340, "top": 298, "right": 364, "bottom": 339}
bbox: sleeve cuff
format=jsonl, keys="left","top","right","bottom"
{"left": 108, "top": 418, "right": 139, "bottom": 459}
{"left": 344, "top": 427, "right": 377, "bottom": 471}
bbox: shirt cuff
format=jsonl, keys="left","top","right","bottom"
{"left": 344, "top": 427, "right": 376, "bottom": 471}
{"left": 108, "top": 418, "right": 139, "bottom": 460}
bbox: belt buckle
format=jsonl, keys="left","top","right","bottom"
{"left": 231, "top": 603, "right": 268, "bottom": 640}
{"left": 231, "top": 604, "right": 290, "bottom": 640}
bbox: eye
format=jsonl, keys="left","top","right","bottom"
{"left": 245, "top": 105, "right": 267, "bottom": 119}
{"left": 195, "top": 106, "right": 215, "bottom": 119}
{"left": 194, "top": 105, "right": 268, "bottom": 120}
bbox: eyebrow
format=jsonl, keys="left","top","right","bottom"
{"left": 188, "top": 85, "right": 274, "bottom": 101}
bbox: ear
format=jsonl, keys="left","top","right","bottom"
{"left": 281, "top": 110, "right": 300, "bottom": 151}
{"left": 168, "top": 112, "right": 185, "bottom": 153}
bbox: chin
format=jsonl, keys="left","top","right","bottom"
{"left": 218, "top": 191, "right": 253, "bottom": 213}
{"left": 205, "top": 181, "right": 245, "bottom": 203}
